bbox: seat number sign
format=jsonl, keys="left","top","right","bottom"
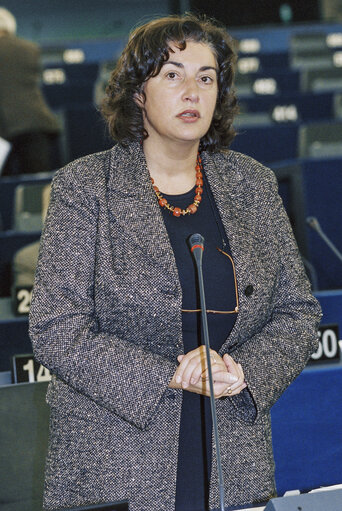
{"left": 309, "top": 324, "right": 340, "bottom": 364}
{"left": 12, "top": 354, "right": 51, "bottom": 383}
{"left": 14, "top": 286, "right": 33, "bottom": 315}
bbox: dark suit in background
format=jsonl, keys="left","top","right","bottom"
{"left": 0, "top": 34, "right": 60, "bottom": 175}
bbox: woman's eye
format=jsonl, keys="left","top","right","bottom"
{"left": 167, "top": 72, "right": 177, "bottom": 79}
{"left": 200, "top": 75, "right": 213, "bottom": 83}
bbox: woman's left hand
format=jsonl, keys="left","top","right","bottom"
{"left": 199, "top": 353, "right": 247, "bottom": 397}
{"left": 221, "top": 353, "right": 247, "bottom": 397}
{"left": 172, "top": 346, "right": 247, "bottom": 398}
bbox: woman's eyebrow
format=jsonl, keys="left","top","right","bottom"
{"left": 163, "top": 61, "right": 218, "bottom": 72}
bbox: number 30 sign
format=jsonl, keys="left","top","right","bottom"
{"left": 309, "top": 324, "right": 341, "bottom": 364}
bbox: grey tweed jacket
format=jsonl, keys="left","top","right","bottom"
{"left": 29, "top": 142, "right": 321, "bottom": 511}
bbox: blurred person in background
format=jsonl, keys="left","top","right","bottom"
{"left": 0, "top": 7, "right": 60, "bottom": 176}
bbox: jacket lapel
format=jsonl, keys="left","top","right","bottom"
{"left": 106, "top": 143, "right": 180, "bottom": 283}
{"left": 106, "top": 143, "right": 259, "bottom": 351}
{"left": 202, "top": 151, "right": 258, "bottom": 350}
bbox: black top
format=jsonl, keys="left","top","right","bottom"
{"left": 161, "top": 173, "right": 238, "bottom": 511}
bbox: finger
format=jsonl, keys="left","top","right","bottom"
{"left": 222, "top": 354, "right": 241, "bottom": 384}
{"left": 186, "top": 348, "right": 221, "bottom": 386}
{"left": 230, "top": 376, "right": 244, "bottom": 391}
{"left": 201, "top": 366, "right": 238, "bottom": 385}
{"left": 180, "top": 371, "right": 211, "bottom": 396}
{"left": 225, "top": 379, "right": 247, "bottom": 397}
{"left": 213, "top": 379, "right": 237, "bottom": 398}
{"left": 223, "top": 353, "right": 239, "bottom": 376}
{"left": 202, "top": 368, "right": 241, "bottom": 398}
{"left": 182, "top": 352, "right": 211, "bottom": 387}
{"left": 200, "top": 356, "right": 225, "bottom": 375}
{"left": 174, "top": 349, "right": 201, "bottom": 384}
{"left": 199, "top": 357, "right": 228, "bottom": 385}
{"left": 213, "top": 371, "right": 239, "bottom": 386}
{"left": 177, "top": 348, "right": 223, "bottom": 387}
{"left": 221, "top": 356, "right": 247, "bottom": 396}
{"left": 190, "top": 352, "right": 219, "bottom": 385}
{"left": 219, "top": 382, "right": 243, "bottom": 398}
{"left": 237, "top": 362, "right": 245, "bottom": 381}
{"left": 192, "top": 376, "right": 211, "bottom": 396}
{"left": 198, "top": 376, "right": 228, "bottom": 398}
{"left": 230, "top": 381, "right": 247, "bottom": 396}
{"left": 230, "top": 363, "right": 245, "bottom": 391}
{"left": 176, "top": 352, "right": 206, "bottom": 388}
{"left": 189, "top": 374, "right": 243, "bottom": 399}
{"left": 223, "top": 355, "right": 245, "bottom": 389}
{"left": 174, "top": 354, "right": 185, "bottom": 384}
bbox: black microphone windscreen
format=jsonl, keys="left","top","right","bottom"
{"left": 189, "top": 233, "right": 204, "bottom": 249}
{"left": 306, "top": 216, "right": 320, "bottom": 231}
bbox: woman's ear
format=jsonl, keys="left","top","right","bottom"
{"left": 133, "top": 89, "right": 145, "bottom": 108}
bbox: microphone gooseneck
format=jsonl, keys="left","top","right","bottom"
{"left": 188, "top": 233, "right": 226, "bottom": 511}
{"left": 306, "top": 216, "right": 342, "bottom": 264}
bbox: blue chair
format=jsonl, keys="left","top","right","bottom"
{"left": 272, "top": 156, "right": 342, "bottom": 290}
{"left": 64, "top": 105, "right": 113, "bottom": 162}
{"left": 231, "top": 124, "right": 299, "bottom": 164}
{"left": 237, "top": 51, "right": 290, "bottom": 75}
{"left": 302, "top": 157, "right": 342, "bottom": 290}
{"left": 43, "top": 62, "right": 99, "bottom": 83}
{"left": 0, "top": 314, "right": 30, "bottom": 371}
{"left": 0, "top": 381, "right": 49, "bottom": 510}
{"left": 236, "top": 69, "right": 300, "bottom": 98}
{"left": 0, "top": 173, "right": 53, "bottom": 231}
{"left": 43, "top": 82, "right": 95, "bottom": 108}
{"left": 0, "top": 232, "right": 41, "bottom": 297}
{"left": 257, "top": 51, "right": 290, "bottom": 71}
{"left": 238, "top": 91, "right": 335, "bottom": 125}
{"left": 298, "top": 120, "right": 342, "bottom": 159}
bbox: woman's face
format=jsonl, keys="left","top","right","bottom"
{"left": 140, "top": 40, "right": 218, "bottom": 147}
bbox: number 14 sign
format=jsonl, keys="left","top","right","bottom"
{"left": 12, "top": 354, "right": 51, "bottom": 384}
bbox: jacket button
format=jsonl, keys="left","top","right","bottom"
{"left": 244, "top": 285, "right": 254, "bottom": 297}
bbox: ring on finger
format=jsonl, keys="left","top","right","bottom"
{"left": 225, "top": 387, "right": 232, "bottom": 395}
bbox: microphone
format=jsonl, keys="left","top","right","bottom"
{"left": 306, "top": 216, "right": 342, "bottom": 264}
{"left": 188, "top": 233, "right": 226, "bottom": 511}
{"left": 189, "top": 232, "right": 204, "bottom": 263}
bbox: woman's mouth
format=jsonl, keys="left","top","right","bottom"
{"left": 177, "top": 110, "right": 200, "bottom": 122}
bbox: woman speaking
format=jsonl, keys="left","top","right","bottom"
{"left": 29, "top": 13, "right": 321, "bottom": 511}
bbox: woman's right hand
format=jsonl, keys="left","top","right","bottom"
{"left": 169, "top": 346, "right": 240, "bottom": 398}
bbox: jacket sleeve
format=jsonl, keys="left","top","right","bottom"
{"left": 223, "top": 166, "right": 322, "bottom": 424}
{"left": 29, "top": 162, "right": 176, "bottom": 431}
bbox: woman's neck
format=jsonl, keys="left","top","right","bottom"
{"left": 143, "top": 139, "right": 200, "bottom": 195}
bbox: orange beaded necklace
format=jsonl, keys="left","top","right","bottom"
{"left": 150, "top": 153, "right": 203, "bottom": 217}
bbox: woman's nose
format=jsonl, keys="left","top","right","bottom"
{"left": 182, "top": 78, "right": 199, "bottom": 102}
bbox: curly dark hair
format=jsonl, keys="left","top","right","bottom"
{"left": 101, "top": 13, "right": 239, "bottom": 152}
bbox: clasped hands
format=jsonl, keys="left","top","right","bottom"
{"left": 169, "top": 345, "right": 247, "bottom": 398}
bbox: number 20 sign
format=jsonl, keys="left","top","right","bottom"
{"left": 14, "top": 286, "right": 33, "bottom": 315}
